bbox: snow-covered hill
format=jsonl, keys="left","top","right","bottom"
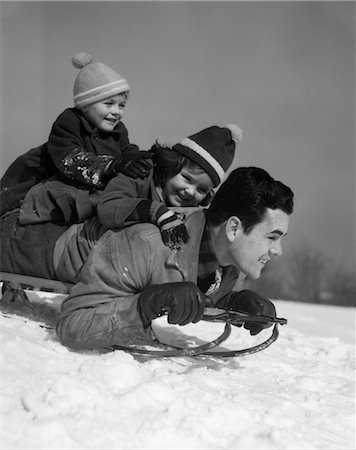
{"left": 1, "top": 289, "right": 355, "bottom": 449}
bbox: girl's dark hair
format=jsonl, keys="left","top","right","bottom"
{"left": 150, "top": 142, "right": 185, "bottom": 187}
{"left": 207, "top": 167, "right": 294, "bottom": 232}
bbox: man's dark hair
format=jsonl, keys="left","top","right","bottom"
{"left": 206, "top": 167, "right": 294, "bottom": 232}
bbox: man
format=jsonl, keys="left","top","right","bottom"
{"left": 55, "top": 166, "right": 294, "bottom": 350}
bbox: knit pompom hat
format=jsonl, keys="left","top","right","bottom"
{"left": 172, "top": 124, "right": 243, "bottom": 187}
{"left": 72, "top": 52, "right": 130, "bottom": 109}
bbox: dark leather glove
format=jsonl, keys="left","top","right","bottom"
{"left": 139, "top": 282, "right": 206, "bottom": 326}
{"left": 106, "top": 151, "right": 153, "bottom": 179}
{"left": 225, "top": 290, "right": 277, "bottom": 335}
{"left": 156, "top": 209, "right": 189, "bottom": 249}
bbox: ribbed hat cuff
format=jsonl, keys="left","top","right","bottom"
{"left": 176, "top": 137, "right": 225, "bottom": 186}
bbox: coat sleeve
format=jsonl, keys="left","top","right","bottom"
{"left": 96, "top": 170, "right": 164, "bottom": 228}
{"left": 47, "top": 109, "right": 113, "bottom": 188}
{"left": 55, "top": 227, "right": 158, "bottom": 350}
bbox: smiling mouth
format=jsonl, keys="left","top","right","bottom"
{"left": 178, "top": 192, "right": 194, "bottom": 202}
{"left": 174, "top": 196, "right": 184, "bottom": 205}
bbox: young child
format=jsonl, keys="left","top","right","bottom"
{"left": 0, "top": 52, "right": 151, "bottom": 215}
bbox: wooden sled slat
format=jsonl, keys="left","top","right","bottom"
{"left": 0, "top": 272, "right": 73, "bottom": 294}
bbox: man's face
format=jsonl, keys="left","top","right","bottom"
{"left": 82, "top": 93, "right": 127, "bottom": 132}
{"left": 228, "top": 208, "right": 290, "bottom": 279}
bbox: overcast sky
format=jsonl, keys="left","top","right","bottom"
{"left": 1, "top": 1, "right": 355, "bottom": 272}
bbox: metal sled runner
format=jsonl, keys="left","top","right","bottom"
{"left": 0, "top": 271, "right": 287, "bottom": 358}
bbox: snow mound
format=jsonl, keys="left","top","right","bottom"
{"left": 1, "top": 290, "right": 355, "bottom": 449}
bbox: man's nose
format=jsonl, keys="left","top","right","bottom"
{"left": 271, "top": 241, "right": 282, "bottom": 256}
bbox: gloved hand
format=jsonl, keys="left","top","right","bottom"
{"left": 106, "top": 151, "right": 153, "bottom": 179}
{"left": 156, "top": 209, "right": 189, "bottom": 249}
{"left": 138, "top": 282, "right": 207, "bottom": 327}
{"left": 225, "top": 290, "right": 277, "bottom": 335}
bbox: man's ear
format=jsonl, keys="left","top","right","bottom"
{"left": 225, "top": 216, "right": 242, "bottom": 242}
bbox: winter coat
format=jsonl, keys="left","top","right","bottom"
{"left": 40, "top": 107, "right": 139, "bottom": 188}
{"left": 0, "top": 108, "right": 139, "bottom": 215}
{"left": 55, "top": 209, "right": 240, "bottom": 351}
{"left": 2, "top": 108, "right": 138, "bottom": 189}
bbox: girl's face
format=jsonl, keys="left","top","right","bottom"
{"left": 162, "top": 165, "right": 214, "bottom": 207}
{"left": 82, "top": 93, "right": 127, "bottom": 132}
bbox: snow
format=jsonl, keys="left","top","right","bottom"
{"left": 1, "top": 288, "right": 355, "bottom": 450}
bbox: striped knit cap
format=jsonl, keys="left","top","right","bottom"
{"left": 72, "top": 52, "right": 130, "bottom": 109}
{"left": 172, "top": 124, "right": 243, "bottom": 187}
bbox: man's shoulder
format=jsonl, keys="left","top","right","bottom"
{"left": 171, "top": 207, "right": 205, "bottom": 222}
{"left": 98, "top": 208, "right": 205, "bottom": 250}
{"left": 173, "top": 207, "right": 206, "bottom": 232}
{"left": 99, "top": 223, "right": 166, "bottom": 258}
{"left": 104, "top": 222, "right": 161, "bottom": 242}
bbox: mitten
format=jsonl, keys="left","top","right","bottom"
{"left": 222, "top": 290, "right": 277, "bottom": 335}
{"left": 106, "top": 151, "right": 153, "bottom": 179}
{"left": 156, "top": 208, "right": 189, "bottom": 249}
{"left": 138, "top": 282, "right": 207, "bottom": 326}
{"left": 134, "top": 201, "right": 189, "bottom": 249}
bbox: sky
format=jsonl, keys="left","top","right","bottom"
{"left": 0, "top": 1, "right": 355, "bottom": 271}
{"left": 1, "top": 288, "right": 355, "bottom": 449}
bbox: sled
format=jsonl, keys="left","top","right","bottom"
{"left": 0, "top": 271, "right": 287, "bottom": 358}
{"left": 0, "top": 271, "right": 73, "bottom": 294}
{"left": 109, "top": 309, "right": 287, "bottom": 358}
{"left": 0, "top": 271, "right": 72, "bottom": 331}
{"left": 0, "top": 271, "right": 72, "bottom": 310}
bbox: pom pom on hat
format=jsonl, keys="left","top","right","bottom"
{"left": 173, "top": 124, "right": 243, "bottom": 187}
{"left": 227, "top": 124, "right": 243, "bottom": 143}
{"left": 72, "top": 52, "right": 94, "bottom": 69}
{"left": 72, "top": 52, "right": 130, "bottom": 109}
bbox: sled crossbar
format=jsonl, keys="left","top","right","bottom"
{"left": 0, "top": 272, "right": 73, "bottom": 294}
